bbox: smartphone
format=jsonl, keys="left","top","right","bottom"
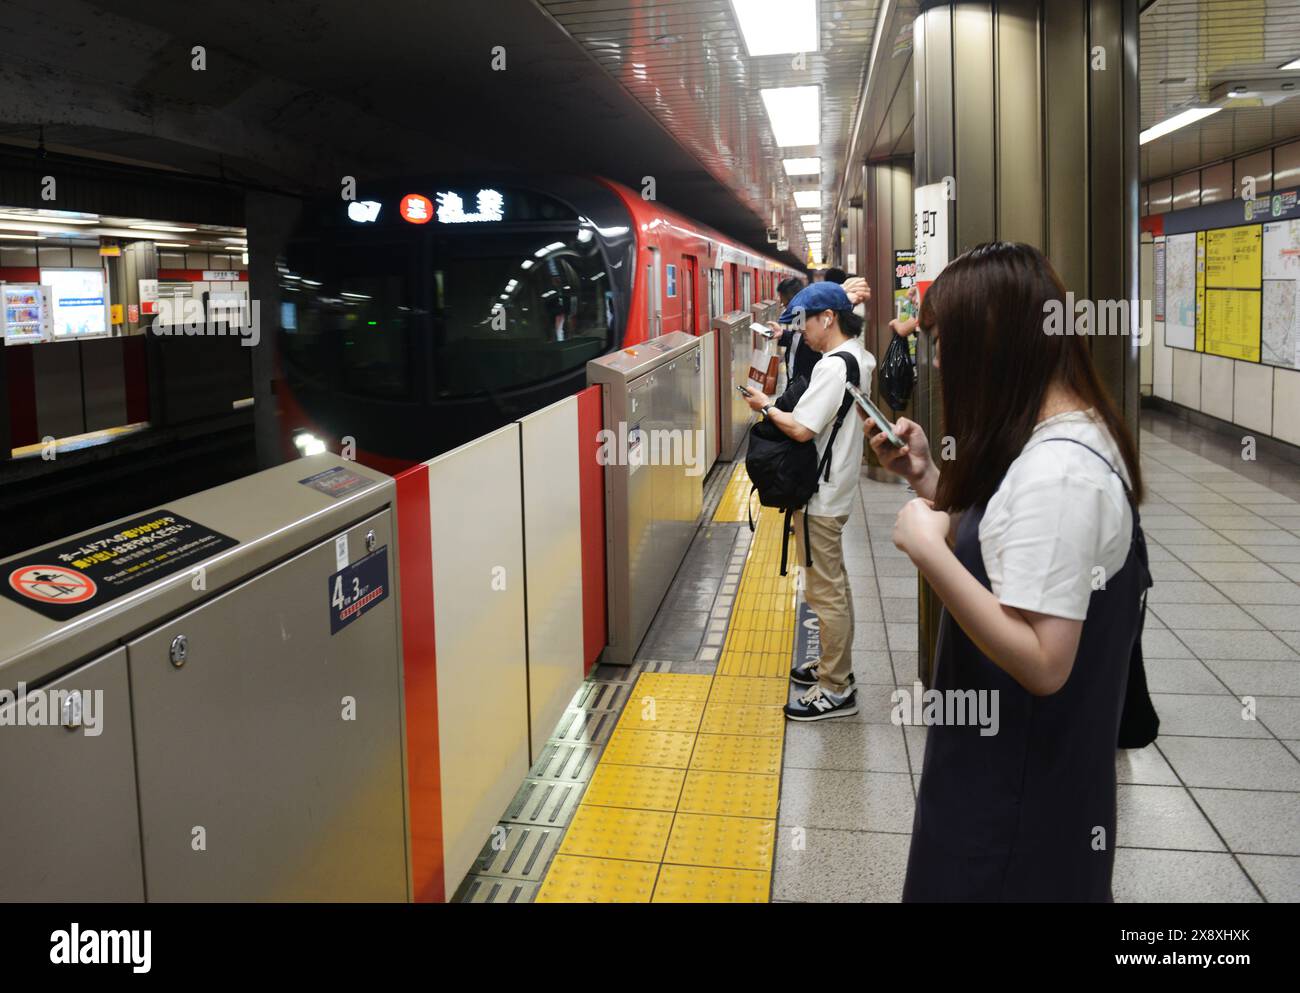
{"left": 750, "top": 322, "right": 775, "bottom": 339}
{"left": 735, "top": 383, "right": 753, "bottom": 396}
{"left": 846, "top": 383, "right": 905, "bottom": 448}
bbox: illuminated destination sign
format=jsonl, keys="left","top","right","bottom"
{"left": 348, "top": 200, "right": 382, "bottom": 223}
{"left": 436, "top": 189, "right": 505, "bottom": 224}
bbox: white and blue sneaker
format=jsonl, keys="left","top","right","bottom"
{"left": 790, "top": 658, "right": 855, "bottom": 688}
{"left": 784, "top": 684, "right": 858, "bottom": 721}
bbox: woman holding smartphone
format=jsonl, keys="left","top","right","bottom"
{"left": 866, "top": 242, "right": 1149, "bottom": 901}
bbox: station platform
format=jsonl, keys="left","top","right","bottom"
{"left": 454, "top": 409, "right": 1300, "bottom": 904}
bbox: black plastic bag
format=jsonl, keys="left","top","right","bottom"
{"left": 880, "top": 333, "right": 915, "bottom": 412}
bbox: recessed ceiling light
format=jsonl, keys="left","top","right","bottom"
{"left": 793, "top": 190, "right": 821, "bottom": 209}
{"left": 1139, "top": 106, "right": 1220, "bottom": 144}
{"left": 130, "top": 224, "right": 196, "bottom": 233}
{"left": 783, "top": 157, "right": 821, "bottom": 176}
{"left": 761, "top": 86, "right": 820, "bottom": 146}
{"left": 731, "top": 0, "right": 817, "bottom": 57}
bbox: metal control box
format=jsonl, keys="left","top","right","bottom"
{"left": 587, "top": 332, "right": 704, "bottom": 663}
{"left": 0, "top": 455, "right": 410, "bottom": 902}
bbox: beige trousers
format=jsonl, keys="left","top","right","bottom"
{"left": 793, "top": 511, "right": 854, "bottom": 694}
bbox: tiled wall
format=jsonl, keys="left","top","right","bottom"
{"left": 1141, "top": 139, "right": 1300, "bottom": 449}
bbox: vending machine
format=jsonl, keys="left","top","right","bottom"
{"left": 2, "top": 282, "right": 53, "bottom": 344}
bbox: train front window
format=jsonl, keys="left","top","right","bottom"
{"left": 431, "top": 225, "right": 611, "bottom": 397}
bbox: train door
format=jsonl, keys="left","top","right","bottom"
{"left": 646, "top": 246, "right": 663, "bottom": 338}
{"left": 741, "top": 270, "right": 753, "bottom": 311}
{"left": 708, "top": 268, "right": 723, "bottom": 320}
{"left": 681, "top": 254, "right": 698, "bottom": 333}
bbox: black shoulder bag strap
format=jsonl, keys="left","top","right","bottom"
{"left": 1038, "top": 436, "right": 1159, "bottom": 748}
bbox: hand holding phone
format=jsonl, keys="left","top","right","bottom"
{"left": 846, "top": 383, "right": 904, "bottom": 447}
{"left": 736, "top": 383, "right": 752, "bottom": 396}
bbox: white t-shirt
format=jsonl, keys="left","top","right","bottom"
{"left": 978, "top": 409, "right": 1133, "bottom": 621}
{"left": 792, "top": 337, "right": 875, "bottom": 518}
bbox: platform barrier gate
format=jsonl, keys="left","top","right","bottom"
{"left": 0, "top": 455, "right": 410, "bottom": 902}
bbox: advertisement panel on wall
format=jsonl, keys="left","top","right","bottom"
{"left": 40, "top": 268, "right": 108, "bottom": 338}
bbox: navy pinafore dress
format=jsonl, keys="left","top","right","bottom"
{"left": 901, "top": 438, "right": 1152, "bottom": 902}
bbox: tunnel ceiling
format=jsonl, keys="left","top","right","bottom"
{"left": 0, "top": 0, "right": 842, "bottom": 267}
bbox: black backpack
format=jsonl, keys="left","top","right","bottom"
{"left": 744, "top": 352, "right": 859, "bottom": 575}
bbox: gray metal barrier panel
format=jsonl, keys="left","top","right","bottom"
{"left": 712, "top": 311, "right": 757, "bottom": 461}
{"left": 0, "top": 454, "right": 409, "bottom": 902}
{"left": 587, "top": 332, "right": 704, "bottom": 664}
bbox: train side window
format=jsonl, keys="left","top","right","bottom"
{"left": 708, "top": 268, "right": 723, "bottom": 320}
{"left": 741, "top": 271, "right": 752, "bottom": 311}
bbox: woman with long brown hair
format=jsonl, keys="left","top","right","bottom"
{"left": 867, "top": 242, "right": 1150, "bottom": 901}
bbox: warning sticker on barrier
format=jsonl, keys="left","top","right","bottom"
{"left": 299, "top": 466, "right": 372, "bottom": 499}
{"left": 328, "top": 547, "right": 389, "bottom": 635}
{"left": 0, "top": 511, "right": 239, "bottom": 622}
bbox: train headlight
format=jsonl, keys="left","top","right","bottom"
{"left": 293, "top": 431, "right": 327, "bottom": 456}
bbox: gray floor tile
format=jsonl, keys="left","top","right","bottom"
{"left": 1147, "top": 602, "right": 1263, "bottom": 631}
{"left": 1192, "top": 788, "right": 1300, "bottom": 856}
{"left": 886, "top": 622, "right": 919, "bottom": 652}
{"left": 1188, "top": 560, "right": 1291, "bottom": 583}
{"left": 1237, "top": 855, "right": 1300, "bottom": 902}
{"left": 1176, "top": 628, "right": 1299, "bottom": 661}
{"left": 1147, "top": 581, "right": 1229, "bottom": 605}
{"left": 850, "top": 650, "right": 896, "bottom": 686}
{"left": 1112, "top": 849, "right": 1262, "bottom": 903}
{"left": 880, "top": 596, "right": 918, "bottom": 622}
{"left": 1220, "top": 529, "right": 1300, "bottom": 546}
{"left": 851, "top": 622, "right": 889, "bottom": 651}
{"left": 771, "top": 828, "right": 911, "bottom": 903}
{"left": 1117, "top": 744, "right": 1180, "bottom": 785}
{"left": 782, "top": 721, "right": 909, "bottom": 773}
{"left": 1241, "top": 544, "right": 1300, "bottom": 564}
{"left": 877, "top": 577, "right": 920, "bottom": 599}
{"left": 1149, "top": 560, "right": 1201, "bottom": 581}
{"left": 1149, "top": 693, "right": 1270, "bottom": 738}
{"left": 1116, "top": 784, "right": 1225, "bottom": 851}
{"left": 874, "top": 556, "right": 922, "bottom": 577}
{"left": 1144, "top": 658, "right": 1229, "bottom": 694}
{"left": 1255, "top": 696, "right": 1300, "bottom": 739}
{"left": 1240, "top": 603, "right": 1300, "bottom": 630}
{"left": 1159, "top": 736, "right": 1300, "bottom": 790}
{"left": 902, "top": 724, "right": 927, "bottom": 776}
{"left": 1162, "top": 544, "right": 1258, "bottom": 563}
{"left": 777, "top": 767, "right": 915, "bottom": 834}
{"left": 1206, "top": 658, "right": 1300, "bottom": 697}
{"left": 849, "top": 596, "right": 884, "bottom": 623}
{"left": 1142, "top": 628, "right": 1195, "bottom": 658}
{"left": 1212, "top": 582, "right": 1300, "bottom": 606}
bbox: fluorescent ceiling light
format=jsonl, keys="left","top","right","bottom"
{"left": 155, "top": 242, "right": 190, "bottom": 248}
{"left": 1280, "top": 57, "right": 1300, "bottom": 70}
{"left": 783, "top": 157, "right": 821, "bottom": 176}
{"left": 0, "top": 213, "right": 97, "bottom": 225}
{"left": 793, "top": 189, "right": 821, "bottom": 209}
{"left": 130, "top": 224, "right": 196, "bottom": 233}
{"left": 0, "top": 234, "right": 41, "bottom": 240}
{"left": 1139, "top": 107, "right": 1220, "bottom": 144}
{"left": 760, "top": 86, "right": 820, "bottom": 146}
{"left": 731, "top": 0, "right": 817, "bottom": 57}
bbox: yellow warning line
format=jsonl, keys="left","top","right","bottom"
{"left": 711, "top": 461, "right": 753, "bottom": 523}
{"left": 536, "top": 504, "right": 795, "bottom": 903}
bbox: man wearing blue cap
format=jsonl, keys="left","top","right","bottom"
{"left": 744, "top": 280, "right": 876, "bottom": 720}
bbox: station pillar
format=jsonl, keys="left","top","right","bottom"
{"left": 910, "top": 0, "right": 1141, "bottom": 683}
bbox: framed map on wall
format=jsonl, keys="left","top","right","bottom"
{"left": 1262, "top": 218, "right": 1300, "bottom": 369}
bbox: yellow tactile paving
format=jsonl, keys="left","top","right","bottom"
{"left": 558, "top": 804, "right": 674, "bottom": 862}
{"left": 536, "top": 854, "right": 659, "bottom": 903}
{"left": 601, "top": 727, "right": 697, "bottom": 768}
{"left": 678, "top": 769, "right": 780, "bottom": 819}
{"left": 536, "top": 497, "right": 807, "bottom": 901}
{"left": 690, "top": 732, "right": 784, "bottom": 775}
{"left": 582, "top": 763, "right": 686, "bottom": 812}
{"left": 652, "top": 864, "right": 771, "bottom": 903}
{"left": 615, "top": 697, "right": 705, "bottom": 733}
{"left": 664, "top": 812, "right": 777, "bottom": 872}
{"left": 701, "top": 701, "right": 787, "bottom": 737}
{"left": 708, "top": 675, "right": 788, "bottom": 706}
{"left": 632, "top": 672, "right": 714, "bottom": 702}
{"left": 711, "top": 461, "right": 754, "bottom": 523}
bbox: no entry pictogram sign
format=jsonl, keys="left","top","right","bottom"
{"left": 9, "top": 565, "right": 98, "bottom": 605}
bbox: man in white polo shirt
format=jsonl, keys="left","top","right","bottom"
{"left": 744, "top": 281, "right": 875, "bottom": 720}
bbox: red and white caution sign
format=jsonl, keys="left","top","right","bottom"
{"left": 8, "top": 565, "right": 98, "bottom": 605}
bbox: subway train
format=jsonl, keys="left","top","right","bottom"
{"left": 275, "top": 175, "right": 801, "bottom": 471}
